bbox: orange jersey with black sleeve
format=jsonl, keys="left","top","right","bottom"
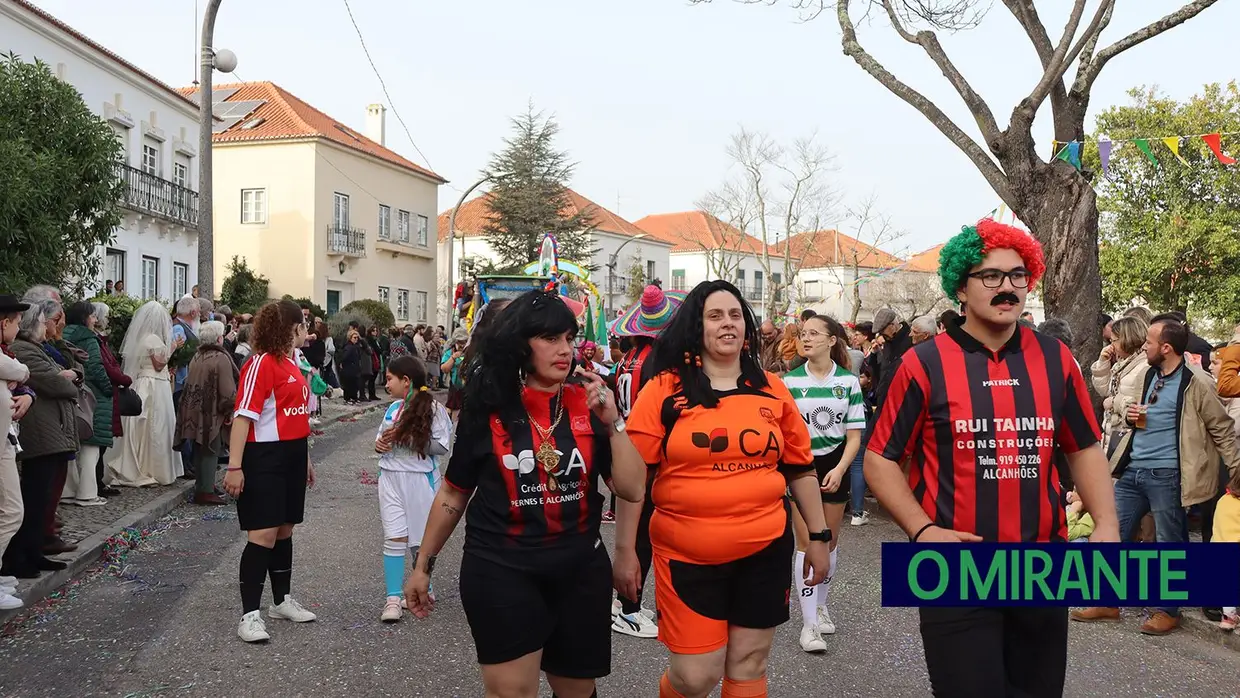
{"left": 626, "top": 370, "right": 814, "bottom": 565}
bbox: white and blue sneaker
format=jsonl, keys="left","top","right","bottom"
{"left": 611, "top": 599, "right": 658, "bottom": 638}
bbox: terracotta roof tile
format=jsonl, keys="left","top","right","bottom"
{"left": 905, "top": 244, "right": 944, "bottom": 273}
{"left": 10, "top": 0, "right": 198, "bottom": 110}
{"left": 177, "top": 82, "right": 445, "bottom": 183}
{"left": 437, "top": 188, "right": 659, "bottom": 243}
{"left": 631, "top": 211, "right": 767, "bottom": 254}
{"left": 773, "top": 230, "right": 905, "bottom": 270}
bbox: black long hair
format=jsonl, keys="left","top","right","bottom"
{"left": 646, "top": 279, "right": 767, "bottom": 409}
{"left": 460, "top": 290, "right": 577, "bottom": 431}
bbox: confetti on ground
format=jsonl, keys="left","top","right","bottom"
{"left": 358, "top": 469, "right": 379, "bottom": 485}
{"left": 1, "top": 512, "right": 200, "bottom": 636}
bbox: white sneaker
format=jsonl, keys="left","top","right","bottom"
{"left": 611, "top": 599, "right": 622, "bottom": 617}
{"left": 269, "top": 596, "right": 317, "bottom": 623}
{"left": 0, "top": 591, "right": 22, "bottom": 610}
{"left": 381, "top": 596, "right": 402, "bottom": 623}
{"left": 309, "top": 417, "right": 322, "bottom": 427}
{"left": 237, "top": 610, "right": 270, "bottom": 642}
{"left": 73, "top": 497, "right": 107, "bottom": 507}
{"left": 817, "top": 606, "right": 836, "bottom": 635}
{"left": 0, "top": 575, "right": 16, "bottom": 587}
{"left": 611, "top": 608, "right": 659, "bottom": 638}
{"left": 639, "top": 608, "right": 657, "bottom": 623}
{"left": 799, "top": 625, "right": 827, "bottom": 653}
{"left": 850, "top": 511, "right": 870, "bottom": 526}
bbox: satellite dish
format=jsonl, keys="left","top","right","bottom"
{"left": 214, "top": 48, "right": 238, "bottom": 74}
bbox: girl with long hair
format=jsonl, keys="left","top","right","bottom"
{"left": 374, "top": 355, "right": 452, "bottom": 622}
{"left": 626, "top": 280, "right": 830, "bottom": 698}
{"left": 781, "top": 314, "right": 864, "bottom": 653}
{"left": 224, "top": 300, "right": 318, "bottom": 643}
{"left": 404, "top": 290, "right": 645, "bottom": 698}
{"left": 107, "top": 301, "right": 178, "bottom": 487}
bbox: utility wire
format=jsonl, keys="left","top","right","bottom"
{"left": 340, "top": 0, "right": 438, "bottom": 177}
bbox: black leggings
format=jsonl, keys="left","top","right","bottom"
{"left": 366, "top": 373, "right": 379, "bottom": 400}
{"left": 618, "top": 483, "right": 655, "bottom": 615}
{"left": 340, "top": 373, "right": 360, "bottom": 401}
{"left": 919, "top": 606, "right": 1068, "bottom": 697}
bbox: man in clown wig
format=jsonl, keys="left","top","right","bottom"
{"left": 864, "top": 218, "right": 1119, "bottom": 697}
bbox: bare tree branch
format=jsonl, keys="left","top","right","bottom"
{"left": 878, "top": 1, "right": 1003, "bottom": 149}
{"left": 1021, "top": 0, "right": 1089, "bottom": 112}
{"left": 1072, "top": 0, "right": 1220, "bottom": 96}
{"left": 837, "top": 0, "right": 1012, "bottom": 200}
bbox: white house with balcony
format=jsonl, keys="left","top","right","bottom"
{"left": 436, "top": 189, "right": 671, "bottom": 327}
{"left": 180, "top": 82, "right": 445, "bottom": 320}
{"left": 1, "top": 0, "right": 202, "bottom": 300}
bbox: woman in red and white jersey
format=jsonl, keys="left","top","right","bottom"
{"left": 223, "top": 299, "right": 318, "bottom": 643}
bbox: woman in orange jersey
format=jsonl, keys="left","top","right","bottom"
{"left": 627, "top": 280, "right": 831, "bottom": 698}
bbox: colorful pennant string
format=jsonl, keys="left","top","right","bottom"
{"left": 1052, "top": 131, "right": 1238, "bottom": 173}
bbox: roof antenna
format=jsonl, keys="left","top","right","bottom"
{"left": 192, "top": 0, "right": 200, "bottom": 86}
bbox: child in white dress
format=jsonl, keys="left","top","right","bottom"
{"left": 374, "top": 355, "right": 452, "bottom": 622}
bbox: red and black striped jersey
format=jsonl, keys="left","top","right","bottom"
{"left": 444, "top": 385, "right": 612, "bottom": 570}
{"left": 614, "top": 343, "right": 653, "bottom": 419}
{"left": 866, "top": 320, "right": 1100, "bottom": 542}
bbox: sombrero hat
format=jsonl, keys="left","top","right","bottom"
{"left": 611, "top": 285, "right": 686, "bottom": 338}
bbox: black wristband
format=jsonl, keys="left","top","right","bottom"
{"left": 425, "top": 554, "right": 437, "bottom": 576}
{"left": 911, "top": 523, "right": 936, "bottom": 543}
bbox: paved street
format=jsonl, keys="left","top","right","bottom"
{"left": 1, "top": 409, "right": 1238, "bottom": 698}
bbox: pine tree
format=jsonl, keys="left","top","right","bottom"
{"left": 481, "top": 104, "right": 595, "bottom": 270}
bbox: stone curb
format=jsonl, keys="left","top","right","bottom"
{"left": 1, "top": 394, "right": 394, "bottom": 618}
{"left": 0, "top": 479, "right": 194, "bottom": 622}
{"left": 861, "top": 500, "right": 1240, "bottom": 652}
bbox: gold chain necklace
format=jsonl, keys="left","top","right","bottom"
{"left": 529, "top": 390, "right": 566, "bottom": 491}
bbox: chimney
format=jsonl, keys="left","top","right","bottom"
{"left": 365, "top": 104, "right": 386, "bottom": 145}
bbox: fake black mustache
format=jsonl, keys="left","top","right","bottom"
{"left": 991, "top": 292, "right": 1020, "bottom": 306}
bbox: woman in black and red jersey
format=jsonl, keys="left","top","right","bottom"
{"left": 626, "top": 279, "right": 832, "bottom": 698}
{"left": 405, "top": 290, "right": 646, "bottom": 698}
{"left": 223, "top": 299, "right": 318, "bottom": 644}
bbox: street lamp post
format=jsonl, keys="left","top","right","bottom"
{"left": 446, "top": 175, "right": 495, "bottom": 330}
{"left": 196, "top": 0, "right": 235, "bottom": 300}
{"left": 605, "top": 233, "right": 646, "bottom": 318}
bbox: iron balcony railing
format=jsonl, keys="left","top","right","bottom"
{"left": 116, "top": 162, "right": 198, "bottom": 227}
{"left": 327, "top": 225, "right": 367, "bottom": 256}
{"left": 748, "top": 286, "right": 763, "bottom": 301}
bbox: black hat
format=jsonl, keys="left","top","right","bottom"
{"left": 0, "top": 294, "right": 30, "bottom": 314}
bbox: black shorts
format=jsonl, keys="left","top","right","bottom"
{"left": 653, "top": 514, "right": 793, "bottom": 654}
{"left": 235, "top": 438, "right": 309, "bottom": 531}
{"left": 814, "top": 447, "right": 850, "bottom": 504}
{"left": 920, "top": 606, "right": 1068, "bottom": 697}
{"left": 459, "top": 544, "right": 613, "bottom": 677}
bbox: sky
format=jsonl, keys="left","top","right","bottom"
{"left": 26, "top": 0, "right": 1238, "bottom": 256}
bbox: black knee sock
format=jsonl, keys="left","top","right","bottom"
{"left": 269, "top": 537, "right": 293, "bottom": 605}
{"left": 239, "top": 542, "right": 273, "bottom": 614}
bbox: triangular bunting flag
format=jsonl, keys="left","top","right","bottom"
{"left": 1203, "top": 133, "right": 1237, "bottom": 165}
{"left": 1162, "top": 136, "right": 1188, "bottom": 165}
{"left": 1098, "top": 139, "right": 1113, "bottom": 178}
{"left": 1055, "top": 141, "right": 1082, "bottom": 170}
{"left": 1133, "top": 139, "right": 1159, "bottom": 166}
{"left": 583, "top": 297, "right": 596, "bottom": 343}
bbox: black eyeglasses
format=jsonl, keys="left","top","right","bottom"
{"left": 967, "top": 268, "right": 1031, "bottom": 289}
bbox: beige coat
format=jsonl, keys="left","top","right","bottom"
{"left": 1111, "top": 362, "right": 1240, "bottom": 507}
{"left": 1090, "top": 352, "right": 1150, "bottom": 440}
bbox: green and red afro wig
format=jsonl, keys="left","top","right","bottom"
{"left": 938, "top": 219, "right": 1046, "bottom": 297}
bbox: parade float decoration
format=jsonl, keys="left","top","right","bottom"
{"left": 466, "top": 233, "right": 609, "bottom": 341}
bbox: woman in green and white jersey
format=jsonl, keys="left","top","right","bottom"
{"left": 782, "top": 314, "right": 866, "bottom": 653}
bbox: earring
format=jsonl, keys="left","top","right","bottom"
{"left": 683, "top": 352, "right": 691, "bottom": 366}
{"left": 742, "top": 339, "right": 750, "bottom": 351}
{"left": 694, "top": 355, "right": 702, "bottom": 368}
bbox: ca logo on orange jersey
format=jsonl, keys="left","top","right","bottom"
{"left": 691, "top": 429, "right": 729, "bottom": 453}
